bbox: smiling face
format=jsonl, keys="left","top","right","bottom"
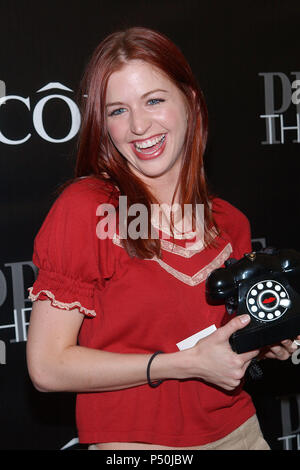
{"left": 105, "top": 60, "right": 189, "bottom": 186}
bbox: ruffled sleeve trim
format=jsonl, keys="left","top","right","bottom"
{"left": 28, "top": 287, "right": 96, "bottom": 317}
{"left": 27, "top": 269, "right": 97, "bottom": 317}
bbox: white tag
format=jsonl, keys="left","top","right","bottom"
{"left": 176, "top": 324, "right": 217, "bottom": 351}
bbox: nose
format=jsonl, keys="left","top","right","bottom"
{"left": 130, "top": 108, "right": 151, "bottom": 136}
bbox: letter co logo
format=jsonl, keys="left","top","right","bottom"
{"left": 0, "top": 82, "right": 81, "bottom": 145}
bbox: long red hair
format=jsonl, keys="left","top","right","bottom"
{"left": 74, "top": 27, "right": 217, "bottom": 258}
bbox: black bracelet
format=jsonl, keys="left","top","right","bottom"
{"left": 147, "top": 351, "right": 164, "bottom": 388}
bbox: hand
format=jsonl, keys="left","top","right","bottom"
{"left": 260, "top": 335, "right": 300, "bottom": 361}
{"left": 188, "top": 314, "right": 259, "bottom": 391}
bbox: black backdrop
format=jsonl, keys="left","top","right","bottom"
{"left": 0, "top": 0, "right": 300, "bottom": 450}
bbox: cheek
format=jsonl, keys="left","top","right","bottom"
{"left": 160, "top": 106, "right": 187, "bottom": 140}
{"left": 160, "top": 99, "right": 186, "bottom": 124}
{"left": 107, "top": 120, "right": 126, "bottom": 146}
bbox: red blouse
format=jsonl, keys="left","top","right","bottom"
{"left": 28, "top": 176, "right": 255, "bottom": 446}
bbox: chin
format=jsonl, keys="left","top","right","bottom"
{"left": 137, "top": 165, "right": 171, "bottom": 179}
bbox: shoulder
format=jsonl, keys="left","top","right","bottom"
{"left": 57, "top": 176, "right": 119, "bottom": 208}
{"left": 211, "top": 197, "right": 252, "bottom": 257}
{"left": 37, "top": 176, "right": 119, "bottom": 238}
{"left": 212, "top": 197, "right": 250, "bottom": 231}
{"left": 212, "top": 197, "right": 248, "bottom": 223}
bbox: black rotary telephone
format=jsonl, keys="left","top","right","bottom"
{"left": 205, "top": 249, "right": 300, "bottom": 354}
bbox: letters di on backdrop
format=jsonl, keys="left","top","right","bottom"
{"left": 260, "top": 72, "right": 300, "bottom": 145}
{"left": 0, "top": 1, "right": 300, "bottom": 450}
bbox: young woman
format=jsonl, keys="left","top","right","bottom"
{"left": 26, "top": 27, "right": 297, "bottom": 450}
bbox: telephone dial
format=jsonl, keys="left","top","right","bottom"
{"left": 205, "top": 249, "right": 300, "bottom": 354}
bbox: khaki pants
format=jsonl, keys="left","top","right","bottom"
{"left": 88, "top": 414, "right": 270, "bottom": 450}
{"left": 193, "top": 415, "right": 270, "bottom": 450}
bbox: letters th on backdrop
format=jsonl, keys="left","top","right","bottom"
{"left": 0, "top": 1, "right": 300, "bottom": 450}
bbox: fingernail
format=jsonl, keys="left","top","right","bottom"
{"left": 240, "top": 314, "right": 250, "bottom": 324}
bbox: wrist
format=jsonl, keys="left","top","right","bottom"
{"left": 149, "top": 349, "right": 194, "bottom": 382}
{"left": 175, "top": 347, "right": 198, "bottom": 379}
{"left": 147, "top": 351, "right": 164, "bottom": 387}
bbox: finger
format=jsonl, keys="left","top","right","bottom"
{"left": 217, "top": 315, "right": 251, "bottom": 342}
{"left": 269, "top": 345, "right": 290, "bottom": 360}
{"left": 263, "top": 350, "right": 277, "bottom": 359}
{"left": 281, "top": 339, "right": 298, "bottom": 354}
{"left": 293, "top": 335, "right": 300, "bottom": 346}
{"left": 238, "top": 349, "right": 260, "bottom": 363}
{"left": 241, "top": 359, "right": 252, "bottom": 374}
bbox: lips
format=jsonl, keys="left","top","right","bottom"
{"left": 131, "top": 133, "right": 167, "bottom": 160}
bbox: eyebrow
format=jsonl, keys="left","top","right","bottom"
{"left": 105, "top": 89, "right": 168, "bottom": 107}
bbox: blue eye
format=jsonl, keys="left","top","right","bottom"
{"left": 109, "top": 108, "right": 126, "bottom": 116}
{"left": 148, "top": 98, "right": 164, "bottom": 105}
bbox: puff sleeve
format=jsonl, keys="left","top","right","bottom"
{"left": 28, "top": 178, "right": 117, "bottom": 317}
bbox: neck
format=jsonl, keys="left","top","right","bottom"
{"left": 149, "top": 177, "right": 180, "bottom": 206}
{"left": 136, "top": 163, "right": 182, "bottom": 206}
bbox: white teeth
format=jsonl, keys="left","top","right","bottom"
{"left": 135, "top": 134, "right": 165, "bottom": 149}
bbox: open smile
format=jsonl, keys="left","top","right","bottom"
{"left": 131, "top": 134, "right": 167, "bottom": 160}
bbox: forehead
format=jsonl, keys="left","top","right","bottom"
{"left": 105, "top": 60, "right": 175, "bottom": 99}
